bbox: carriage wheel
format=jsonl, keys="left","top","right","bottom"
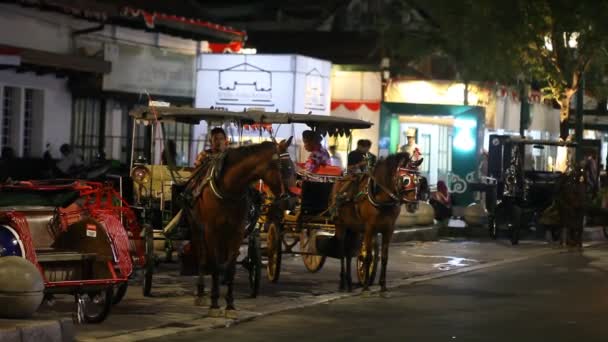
{"left": 247, "top": 231, "right": 262, "bottom": 297}
{"left": 488, "top": 217, "right": 497, "bottom": 240}
{"left": 112, "top": 282, "right": 128, "bottom": 305}
{"left": 300, "top": 229, "right": 326, "bottom": 273}
{"left": 266, "top": 222, "right": 282, "bottom": 283}
{"left": 356, "top": 235, "right": 380, "bottom": 285}
{"left": 75, "top": 287, "right": 113, "bottom": 324}
{"left": 143, "top": 224, "right": 154, "bottom": 297}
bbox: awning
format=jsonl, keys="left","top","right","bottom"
{"left": 0, "top": 45, "right": 111, "bottom": 74}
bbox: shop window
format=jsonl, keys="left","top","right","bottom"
{"left": 22, "top": 89, "right": 33, "bottom": 157}
{"left": 420, "top": 133, "right": 431, "bottom": 174}
{"left": 437, "top": 126, "right": 452, "bottom": 184}
{"left": 1, "top": 87, "right": 18, "bottom": 151}
{"left": 72, "top": 98, "right": 102, "bottom": 163}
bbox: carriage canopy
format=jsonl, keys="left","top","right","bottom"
{"left": 129, "top": 106, "right": 373, "bottom": 135}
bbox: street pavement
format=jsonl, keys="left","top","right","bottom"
{"left": 28, "top": 236, "right": 604, "bottom": 341}
{"left": 148, "top": 244, "right": 608, "bottom": 342}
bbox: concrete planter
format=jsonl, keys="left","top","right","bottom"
{"left": 0, "top": 257, "right": 44, "bottom": 318}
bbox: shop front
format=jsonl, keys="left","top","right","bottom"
{"left": 379, "top": 102, "right": 485, "bottom": 205}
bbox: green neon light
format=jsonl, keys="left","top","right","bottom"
{"left": 390, "top": 115, "right": 399, "bottom": 154}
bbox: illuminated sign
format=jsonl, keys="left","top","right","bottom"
{"left": 453, "top": 118, "right": 477, "bottom": 152}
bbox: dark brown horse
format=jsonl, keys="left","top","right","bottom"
{"left": 333, "top": 152, "right": 421, "bottom": 293}
{"left": 188, "top": 141, "right": 286, "bottom": 317}
{"left": 556, "top": 164, "right": 586, "bottom": 249}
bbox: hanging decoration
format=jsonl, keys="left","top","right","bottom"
{"left": 121, "top": 6, "right": 247, "bottom": 41}
{"left": 330, "top": 101, "right": 380, "bottom": 112}
{"left": 243, "top": 123, "right": 273, "bottom": 133}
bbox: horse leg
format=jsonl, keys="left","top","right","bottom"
{"left": 224, "top": 260, "right": 237, "bottom": 319}
{"left": 208, "top": 269, "right": 221, "bottom": 317}
{"left": 361, "top": 229, "right": 374, "bottom": 293}
{"left": 379, "top": 230, "right": 394, "bottom": 293}
{"left": 345, "top": 235, "right": 353, "bottom": 292}
{"left": 194, "top": 272, "right": 206, "bottom": 306}
{"left": 338, "top": 235, "right": 346, "bottom": 292}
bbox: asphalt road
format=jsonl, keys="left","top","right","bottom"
{"left": 150, "top": 245, "right": 608, "bottom": 342}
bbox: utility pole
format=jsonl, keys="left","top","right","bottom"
{"left": 575, "top": 74, "right": 585, "bottom": 162}
{"left": 519, "top": 82, "right": 529, "bottom": 137}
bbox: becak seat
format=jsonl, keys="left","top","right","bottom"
{"left": 296, "top": 163, "right": 343, "bottom": 177}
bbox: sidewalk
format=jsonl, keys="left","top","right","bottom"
{"left": 21, "top": 237, "right": 603, "bottom": 341}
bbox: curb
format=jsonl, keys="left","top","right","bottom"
{"left": 79, "top": 240, "right": 607, "bottom": 342}
{"left": 392, "top": 226, "right": 439, "bottom": 243}
{"left": 0, "top": 318, "right": 73, "bottom": 342}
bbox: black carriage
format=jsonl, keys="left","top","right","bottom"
{"left": 487, "top": 135, "right": 600, "bottom": 245}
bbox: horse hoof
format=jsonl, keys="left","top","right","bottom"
{"left": 194, "top": 296, "right": 207, "bottom": 306}
{"left": 225, "top": 309, "right": 238, "bottom": 320}
{"left": 208, "top": 308, "right": 222, "bottom": 318}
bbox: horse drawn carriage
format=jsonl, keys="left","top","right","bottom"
{"left": 249, "top": 114, "right": 422, "bottom": 292}
{"left": 487, "top": 135, "right": 600, "bottom": 245}
{"left": 0, "top": 179, "right": 152, "bottom": 323}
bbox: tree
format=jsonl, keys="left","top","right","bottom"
{"left": 387, "top": 0, "right": 608, "bottom": 137}
{"left": 514, "top": 0, "right": 608, "bottom": 137}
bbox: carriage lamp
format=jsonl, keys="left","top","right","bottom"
{"left": 131, "top": 165, "right": 151, "bottom": 203}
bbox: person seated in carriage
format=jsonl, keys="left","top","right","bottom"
{"left": 299, "top": 130, "right": 330, "bottom": 173}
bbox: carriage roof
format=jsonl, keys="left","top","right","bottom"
{"left": 129, "top": 106, "right": 372, "bottom": 135}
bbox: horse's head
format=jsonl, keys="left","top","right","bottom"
{"left": 398, "top": 157, "right": 423, "bottom": 213}
{"left": 256, "top": 141, "right": 287, "bottom": 201}
{"left": 277, "top": 136, "right": 297, "bottom": 190}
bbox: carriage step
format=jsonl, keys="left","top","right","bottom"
{"left": 36, "top": 251, "right": 97, "bottom": 262}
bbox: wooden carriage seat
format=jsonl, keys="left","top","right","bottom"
{"left": 296, "top": 163, "right": 343, "bottom": 177}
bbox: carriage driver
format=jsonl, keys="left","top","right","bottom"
{"left": 194, "top": 127, "right": 229, "bottom": 168}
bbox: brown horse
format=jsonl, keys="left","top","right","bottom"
{"left": 188, "top": 141, "right": 286, "bottom": 317}
{"left": 333, "top": 152, "right": 421, "bottom": 292}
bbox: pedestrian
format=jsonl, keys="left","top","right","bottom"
{"left": 56, "top": 144, "right": 84, "bottom": 176}
{"left": 429, "top": 180, "right": 452, "bottom": 223}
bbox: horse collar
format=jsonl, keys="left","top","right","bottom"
{"left": 366, "top": 177, "right": 400, "bottom": 208}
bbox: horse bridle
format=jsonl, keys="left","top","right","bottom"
{"left": 397, "top": 166, "right": 420, "bottom": 203}
{"left": 366, "top": 165, "right": 419, "bottom": 208}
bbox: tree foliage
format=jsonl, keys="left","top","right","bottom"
{"left": 388, "top": 0, "right": 608, "bottom": 134}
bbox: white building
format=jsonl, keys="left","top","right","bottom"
{"left": 0, "top": 1, "right": 245, "bottom": 165}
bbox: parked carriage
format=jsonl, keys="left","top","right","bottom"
{"left": 0, "top": 179, "right": 151, "bottom": 323}
{"left": 487, "top": 135, "right": 600, "bottom": 245}
{"left": 249, "top": 114, "right": 402, "bottom": 286}
{"left": 126, "top": 106, "right": 299, "bottom": 297}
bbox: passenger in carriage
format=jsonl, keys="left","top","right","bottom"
{"left": 194, "top": 127, "right": 229, "bottom": 168}
{"left": 332, "top": 139, "right": 376, "bottom": 208}
{"left": 347, "top": 139, "right": 376, "bottom": 174}
{"left": 301, "top": 130, "right": 330, "bottom": 173}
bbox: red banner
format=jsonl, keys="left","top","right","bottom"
{"left": 331, "top": 101, "right": 380, "bottom": 112}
